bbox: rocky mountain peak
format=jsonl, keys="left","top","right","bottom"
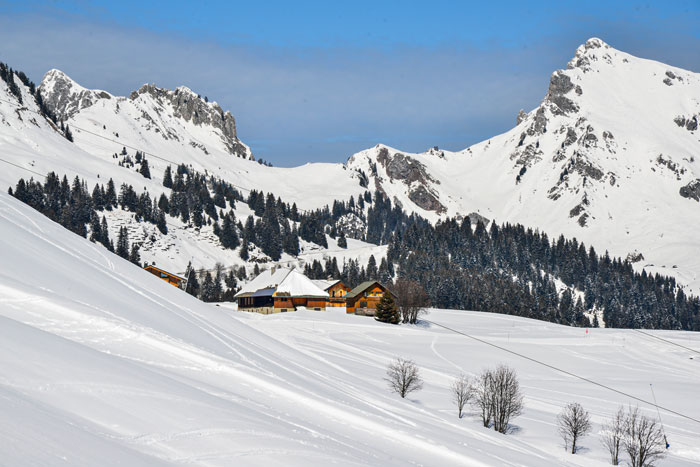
{"left": 567, "top": 37, "right": 613, "bottom": 72}
{"left": 39, "top": 69, "right": 112, "bottom": 121}
{"left": 128, "top": 82, "right": 239, "bottom": 150}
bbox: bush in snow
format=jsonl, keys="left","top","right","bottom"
{"left": 393, "top": 278, "right": 430, "bottom": 324}
{"left": 623, "top": 406, "right": 666, "bottom": 467}
{"left": 600, "top": 406, "right": 625, "bottom": 465}
{"left": 451, "top": 374, "right": 473, "bottom": 419}
{"left": 472, "top": 365, "right": 523, "bottom": 434}
{"left": 557, "top": 402, "right": 592, "bottom": 454}
{"left": 385, "top": 358, "right": 423, "bottom": 398}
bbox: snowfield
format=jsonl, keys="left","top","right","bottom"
{"left": 2, "top": 191, "right": 700, "bottom": 466}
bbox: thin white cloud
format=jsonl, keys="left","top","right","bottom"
{"left": 0, "top": 13, "right": 697, "bottom": 166}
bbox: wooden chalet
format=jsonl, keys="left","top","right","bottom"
{"left": 345, "top": 281, "right": 395, "bottom": 316}
{"left": 312, "top": 279, "right": 351, "bottom": 308}
{"left": 234, "top": 267, "right": 329, "bottom": 314}
{"left": 144, "top": 265, "right": 186, "bottom": 288}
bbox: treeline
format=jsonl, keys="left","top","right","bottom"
{"left": 303, "top": 254, "right": 394, "bottom": 289}
{"left": 8, "top": 173, "right": 149, "bottom": 265}
{"left": 0, "top": 61, "right": 65, "bottom": 137}
{"left": 389, "top": 218, "right": 700, "bottom": 330}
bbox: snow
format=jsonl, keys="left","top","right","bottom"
{"left": 312, "top": 279, "right": 339, "bottom": 290}
{"left": 4, "top": 38, "right": 698, "bottom": 293}
{"left": 2, "top": 188, "right": 700, "bottom": 466}
{"left": 275, "top": 269, "right": 329, "bottom": 297}
{"left": 235, "top": 267, "right": 293, "bottom": 296}
{"left": 344, "top": 40, "right": 700, "bottom": 293}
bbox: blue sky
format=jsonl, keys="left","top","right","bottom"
{"left": 1, "top": 1, "right": 698, "bottom": 166}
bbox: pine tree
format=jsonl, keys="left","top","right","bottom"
{"left": 375, "top": 292, "right": 400, "bottom": 324}
{"left": 105, "top": 179, "right": 117, "bottom": 210}
{"left": 100, "top": 216, "right": 112, "bottom": 250}
{"left": 129, "top": 242, "right": 141, "bottom": 265}
{"left": 89, "top": 213, "right": 102, "bottom": 243}
{"left": 139, "top": 158, "right": 151, "bottom": 179}
{"left": 91, "top": 184, "right": 104, "bottom": 210}
{"left": 163, "top": 165, "right": 173, "bottom": 188}
{"left": 239, "top": 238, "right": 249, "bottom": 261}
{"left": 116, "top": 227, "right": 129, "bottom": 259}
{"left": 337, "top": 231, "right": 347, "bottom": 248}
{"left": 367, "top": 255, "right": 378, "bottom": 279}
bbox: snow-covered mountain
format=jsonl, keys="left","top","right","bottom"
{"left": 39, "top": 68, "right": 253, "bottom": 160}
{"left": 347, "top": 38, "right": 700, "bottom": 291}
{"left": 2, "top": 189, "right": 699, "bottom": 466}
{"left": 1, "top": 37, "right": 699, "bottom": 291}
{"left": 0, "top": 66, "right": 370, "bottom": 276}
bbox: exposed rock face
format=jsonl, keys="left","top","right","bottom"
{"left": 656, "top": 154, "right": 686, "bottom": 180}
{"left": 38, "top": 69, "right": 111, "bottom": 120}
{"left": 674, "top": 115, "right": 698, "bottom": 131}
{"left": 408, "top": 185, "right": 444, "bottom": 213}
{"left": 567, "top": 37, "right": 608, "bottom": 72}
{"left": 546, "top": 71, "right": 579, "bottom": 115}
{"left": 129, "top": 84, "right": 245, "bottom": 156}
{"left": 516, "top": 109, "right": 527, "bottom": 125}
{"left": 526, "top": 107, "right": 548, "bottom": 136}
{"left": 39, "top": 70, "right": 250, "bottom": 158}
{"left": 563, "top": 127, "right": 577, "bottom": 147}
{"left": 466, "top": 212, "right": 490, "bottom": 227}
{"left": 680, "top": 179, "right": 700, "bottom": 202}
{"left": 373, "top": 146, "right": 445, "bottom": 212}
{"left": 376, "top": 147, "right": 439, "bottom": 186}
{"left": 626, "top": 250, "right": 645, "bottom": 263}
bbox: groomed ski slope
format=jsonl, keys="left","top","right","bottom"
{"left": 1, "top": 190, "right": 699, "bottom": 466}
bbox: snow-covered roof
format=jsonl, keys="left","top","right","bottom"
{"left": 311, "top": 279, "right": 341, "bottom": 291}
{"left": 234, "top": 268, "right": 328, "bottom": 298}
{"left": 234, "top": 267, "right": 292, "bottom": 297}
{"left": 275, "top": 270, "right": 329, "bottom": 298}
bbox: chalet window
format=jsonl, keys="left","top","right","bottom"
{"left": 160, "top": 273, "right": 168, "bottom": 278}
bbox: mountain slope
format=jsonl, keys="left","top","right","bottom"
{"left": 0, "top": 69, "right": 373, "bottom": 276}
{"left": 2, "top": 38, "right": 699, "bottom": 291}
{"left": 35, "top": 69, "right": 366, "bottom": 211}
{"left": 2, "top": 190, "right": 700, "bottom": 466}
{"left": 347, "top": 38, "right": 700, "bottom": 291}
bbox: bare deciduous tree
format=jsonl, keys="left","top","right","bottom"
{"left": 490, "top": 365, "right": 524, "bottom": 433}
{"left": 472, "top": 369, "right": 493, "bottom": 428}
{"left": 393, "top": 278, "right": 430, "bottom": 324}
{"left": 600, "top": 406, "right": 625, "bottom": 465}
{"left": 557, "top": 402, "right": 592, "bottom": 454}
{"left": 385, "top": 358, "right": 423, "bottom": 398}
{"left": 451, "top": 374, "right": 473, "bottom": 418}
{"left": 623, "top": 406, "right": 666, "bottom": 467}
{"left": 472, "top": 365, "right": 524, "bottom": 433}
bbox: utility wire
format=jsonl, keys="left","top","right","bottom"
{"left": 0, "top": 157, "right": 46, "bottom": 178}
{"left": 631, "top": 329, "right": 700, "bottom": 356}
{"left": 423, "top": 318, "right": 700, "bottom": 426}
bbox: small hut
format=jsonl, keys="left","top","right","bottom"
{"left": 345, "top": 281, "right": 395, "bottom": 316}
{"left": 234, "top": 267, "right": 329, "bottom": 314}
{"left": 144, "top": 265, "right": 186, "bottom": 288}
{"left": 312, "top": 279, "right": 351, "bottom": 308}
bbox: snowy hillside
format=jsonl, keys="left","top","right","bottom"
{"left": 2, "top": 190, "right": 700, "bottom": 466}
{"left": 35, "top": 69, "right": 366, "bottom": 211}
{"left": 347, "top": 38, "right": 700, "bottom": 291}
{"left": 2, "top": 37, "right": 700, "bottom": 292}
{"left": 0, "top": 68, "right": 373, "bottom": 276}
